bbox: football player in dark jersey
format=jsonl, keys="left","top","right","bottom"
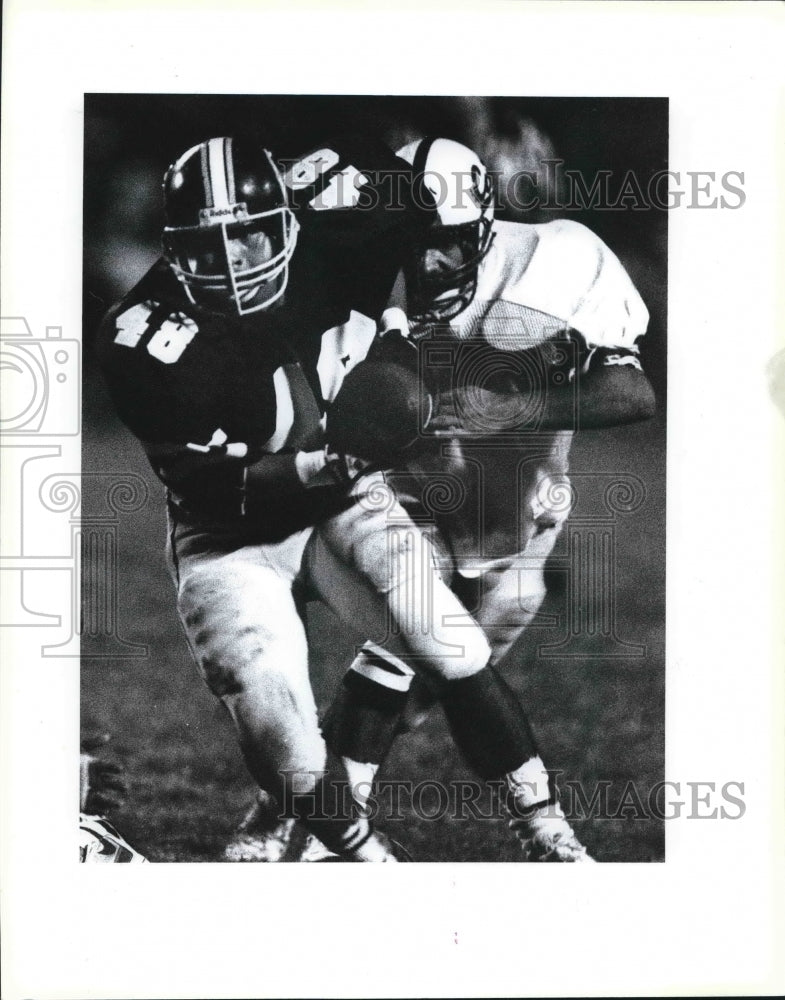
{"left": 98, "top": 135, "right": 596, "bottom": 861}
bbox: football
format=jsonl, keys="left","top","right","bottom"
{"left": 326, "top": 360, "right": 432, "bottom": 466}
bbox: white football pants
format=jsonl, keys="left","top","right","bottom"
{"left": 166, "top": 473, "right": 491, "bottom": 798}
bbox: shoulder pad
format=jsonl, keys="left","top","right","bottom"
{"left": 492, "top": 219, "right": 649, "bottom": 348}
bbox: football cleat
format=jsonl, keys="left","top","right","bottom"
{"left": 309, "top": 828, "right": 413, "bottom": 862}
{"left": 509, "top": 810, "right": 596, "bottom": 863}
{"left": 300, "top": 835, "right": 341, "bottom": 862}
{"left": 382, "top": 834, "right": 413, "bottom": 862}
{"left": 224, "top": 794, "right": 295, "bottom": 863}
{"left": 347, "top": 829, "right": 412, "bottom": 863}
{"left": 79, "top": 814, "right": 147, "bottom": 863}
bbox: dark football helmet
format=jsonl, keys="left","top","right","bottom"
{"left": 162, "top": 136, "right": 299, "bottom": 316}
{"left": 397, "top": 137, "right": 495, "bottom": 324}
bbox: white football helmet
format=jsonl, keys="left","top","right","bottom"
{"left": 397, "top": 138, "right": 494, "bottom": 323}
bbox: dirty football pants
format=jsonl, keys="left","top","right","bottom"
{"left": 166, "top": 475, "right": 492, "bottom": 803}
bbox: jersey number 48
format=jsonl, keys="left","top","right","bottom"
{"left": 114, "top": 302, "right": 197, "bottom": 364}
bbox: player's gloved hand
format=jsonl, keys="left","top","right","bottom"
{"left": 80, "top": 733, "right": 127, "bottom": 814}
{"left": 295, "top": 447, "right": 371, "bottom": 488}
{"left": 294, "top": 448, "right": 331, "bottom": 486}
{"left": 366, "top": 307, "right": 420, "bottom": 373}
{"left": 426, "top": 389, "right": 465, "bottom": 435}
{"left": 324, "top": 449, "right": 373, "bottom": 486}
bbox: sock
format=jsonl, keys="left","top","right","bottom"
{"left": 322, "top": 642, "right": 415, "bottom": 771}
{"left": 281, "top": 746, "right": 400, "bottom": 861}
{"left": 282, "top": 765, "right": 365, "bottom": 854}
{"left": 294, "top": 789, "right": 398, "bottom": 861}
{"left": 398, "top": 676, "right": 439, "bottom": 734}
{"left": 505, "top": 756, "right": 556, "bottom": 815}
{"left": 439, "top": 665, "right": 539, "bottom": 780}
{"left": 341, "top": 758, "right": 378, "bottom": 812}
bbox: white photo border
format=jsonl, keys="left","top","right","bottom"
{"left": 2, "top": 2, "right": 784, "bottom": 998}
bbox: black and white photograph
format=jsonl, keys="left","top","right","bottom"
{"left": 81, "top": 94, "right": 667, "bottom": 865}
{"left": 2, "top": 3, "right": 783, "bottom": 998}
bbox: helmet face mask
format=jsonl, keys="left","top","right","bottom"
{"left": 407, "top": 213, "right": 494, "bottom": 323}
{"left": 162, "top": 139, "right": 299, "bottom": 317}
{"left": 397, "top": 137, "right": 495, "bottom": 325}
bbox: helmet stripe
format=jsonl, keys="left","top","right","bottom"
{"left": 207, "top": 137, "right": 231, "bottom": 209}
{"left": 412, "top": 136, "right": 435, "bottom": 178}
{"left": 200, "top": 141, "right": 212, "bottom": 207}
{"left": 224, "top": 137, "right": 236, "bottom": 203}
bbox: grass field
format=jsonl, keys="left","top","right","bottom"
{"left": 81, "top": 366, "right": 665, "bottom": 863}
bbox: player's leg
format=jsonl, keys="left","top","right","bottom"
{"left": 309, "top": 479, "right": 491, "bottom": 684}
{"left": 288, "top": 640, "right": 417, "bottom": 861}
{"left": 307, "top": 475, "right": 593, "bottom": 861}
{"left": 440, "top": 479, "right": 589, "bottom": 860}
{"left": 325, "top": 450, "right": 572, "bottom": 736}
{"left": 168, "top": 519, "right": 403, "bottom": 861}
{"left": 468, "top": 522, "right": 565, "bottom": 667}
{"left": 314, "top": 535, "right": 581, "bottom": 860}
{"left": 320, "top": 641, "right": 415, "bottom": 804}
{"left": 175, "top": 555, "right": 322, "bottom": 792}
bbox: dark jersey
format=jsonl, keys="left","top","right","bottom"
{"left": 96, "top": 136, "right": 432, "bottom": 539}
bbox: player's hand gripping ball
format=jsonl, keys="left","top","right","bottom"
{"left": 326, "top": 360, "right": 433, "bottom": 468}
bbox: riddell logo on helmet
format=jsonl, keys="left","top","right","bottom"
{"left": 199, "top": 203, "right": 249, "bottom": 224}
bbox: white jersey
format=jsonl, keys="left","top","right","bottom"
{"left": 449, "top": 217, "right": 648, "bottom": 352}
{"left": 407, "top": 218, "right": 649, "bottom": 568}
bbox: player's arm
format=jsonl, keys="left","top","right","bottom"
{"left": 561, "top": 346, "right": 656, "bottom": 428}
{"left": 445, "top": 218, "right": 656, "bottom": 432}
{"left": 554, "top": 226, "right": 656, "bottom": 429}
{"left": 494, "top": 340, "right": 656, "bottom": 431}
{"left": 431, "top": 338, "right": 655, "bottom": 435}
{"left": 146, "top": 438, "right": 350, "bottom": 520}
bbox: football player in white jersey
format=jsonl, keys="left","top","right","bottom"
{"left": 306, "top": 137, "right": 656, "bottom": 860}
{"left": 235, "top": 136, "right": 654, "bottom": 862}
{"left": 398, "top": 136, "right": 654, "bottom": 648}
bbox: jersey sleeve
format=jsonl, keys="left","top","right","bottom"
{"left": 282, "top": 136, "right": 435, "bottom": 327}
{"left": 556, "top": 220, "right": 649, "bottom": 351}
{"left": 501, "top": 219, "right": 649, "bottom": 353}
{"left": 282, "top": 134, "right": 433, "bottom": 236}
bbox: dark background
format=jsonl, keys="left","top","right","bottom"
{"left": 82, "top": 95, "right": 667, "bottom": 861}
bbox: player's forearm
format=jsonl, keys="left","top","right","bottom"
{"left": 437, "top": 365, "right": 655, "bottom": 434}
{"left": 567, "top": 363, "right": 656, "bottom": 429}
{"left": 160, "top": 448, "right": 341, "bottom": 522}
